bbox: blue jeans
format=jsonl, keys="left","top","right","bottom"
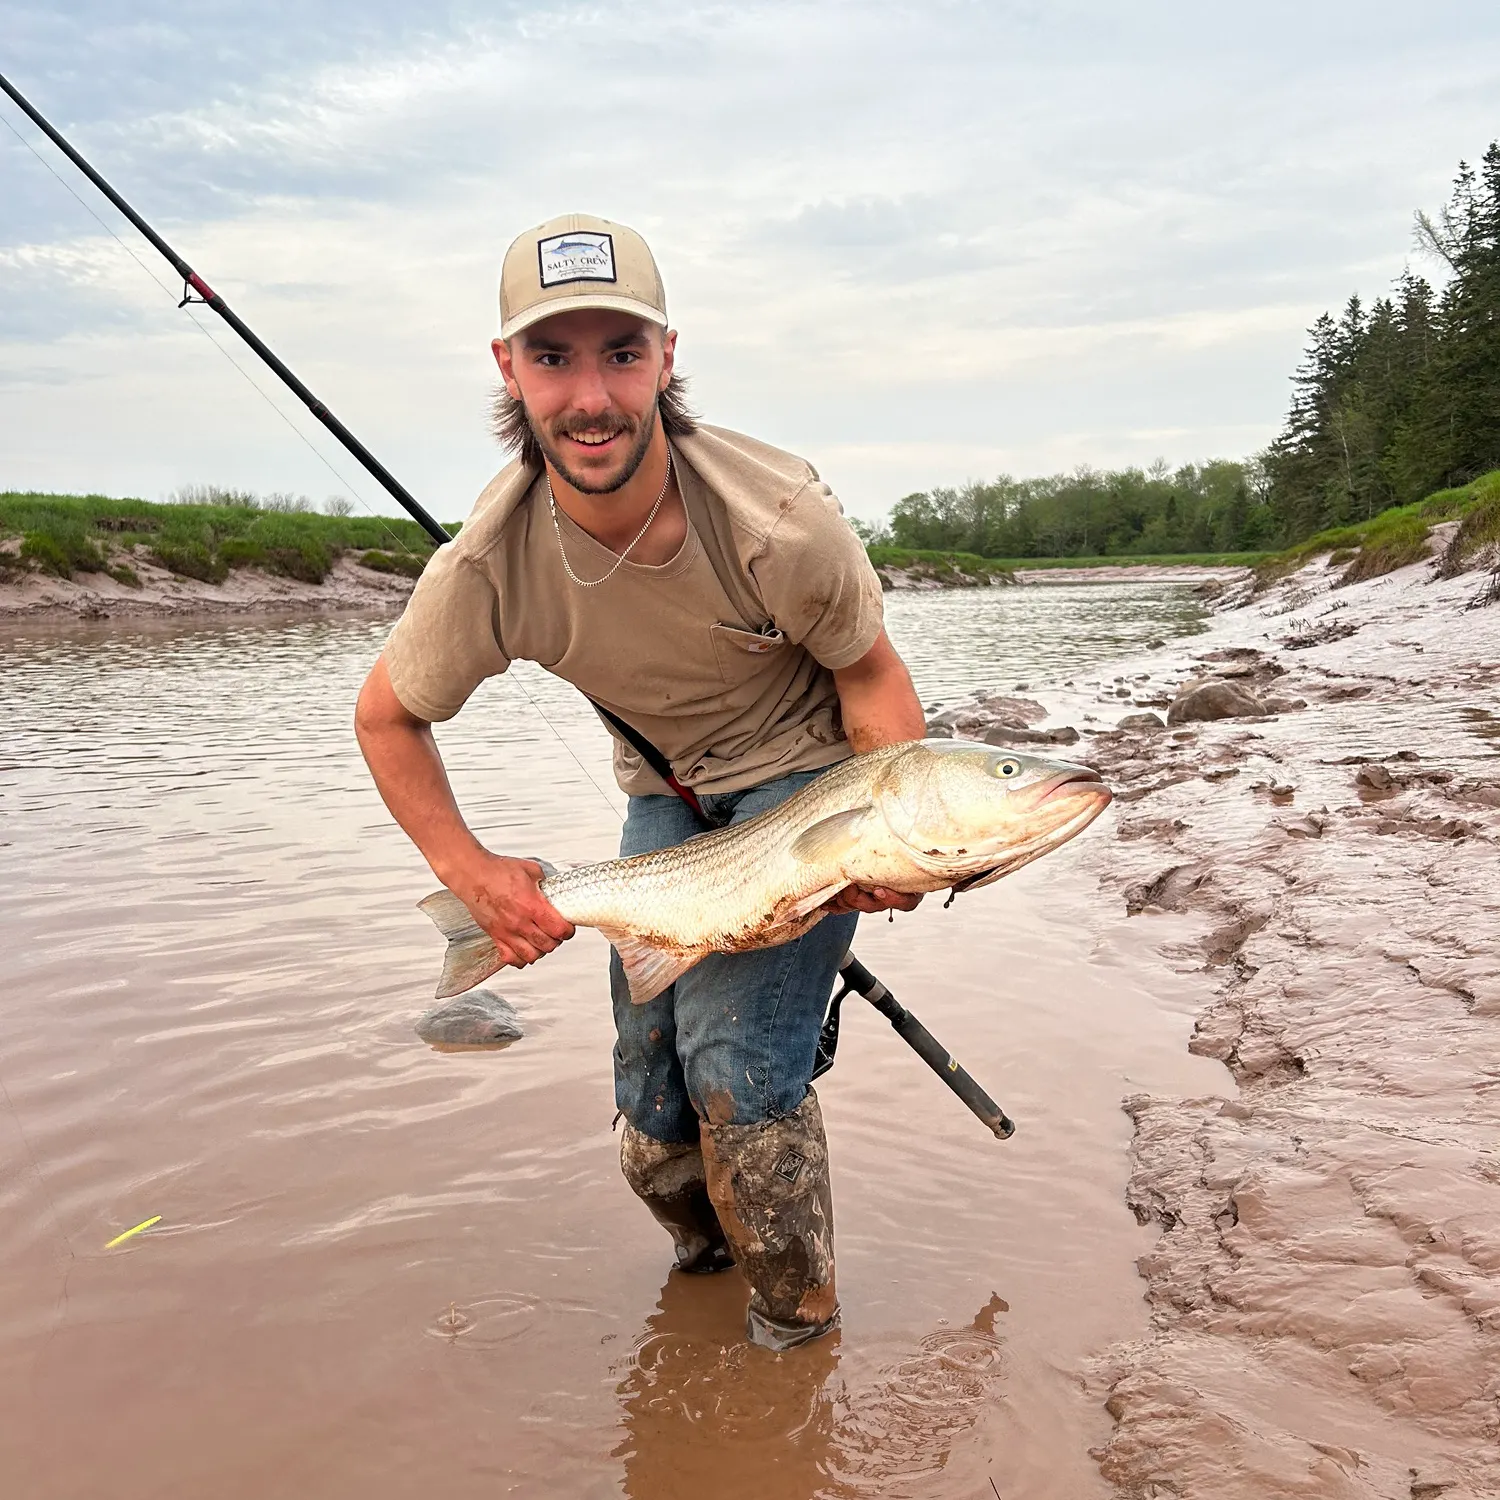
{"left": 611, "top": 767, "right": 859, "bottom": 1144}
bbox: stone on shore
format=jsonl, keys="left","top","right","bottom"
{"left": 982, "top": 723, "right": 1081, "bottom": 747}
{"left": 1165, "top": 679, "right": 1270, "bottom": 724}
{"left": 416, "top": 988, "right": 525, "bottom": 1049}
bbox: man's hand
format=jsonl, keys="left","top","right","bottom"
{"left": 445, "top": 852, "right": 576, "bottom": 968}
{"left": 822, "top": 885, "right": 923, "bottom": 917}
{"left": 355, "top": 658, "right": 574, "bottom": 969}
{"left": 825, "top": 630, "right": 928, "bottom": 919}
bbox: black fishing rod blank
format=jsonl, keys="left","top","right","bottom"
{"left": 815, "top": 952, "right": 1015, "bottom": 1140}
{"left": 0, "top": 69, "right": 450, "bottom": 547}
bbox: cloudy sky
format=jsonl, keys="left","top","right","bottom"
{"left": 3, "top": 1, "right": 1498, "bottom": 524}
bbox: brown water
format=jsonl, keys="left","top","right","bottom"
{"left": 0, "top": 585, "right": 1222, "bottom": 1500}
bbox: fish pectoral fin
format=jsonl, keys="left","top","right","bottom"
{"left": 604, "top": 931, "right": 702, "bottom": 1005}
{"left": 787, "top": 804, "right": 876, "bottom": 865}
{"left": 775, "top": 882, "right": 852, "bottom": 923}
{"left": 419, "top": 889, "right": 503, "bottom": 1000}
{"left": 950, "top": 862, "right": 1008, "bottom": 895}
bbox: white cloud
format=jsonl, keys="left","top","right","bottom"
{"left": 2, "top": 0, "right": 1498, "bottom": 520}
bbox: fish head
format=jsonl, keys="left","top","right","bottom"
{"left": 874, "top": 739, "right": 1112, "bottom": 883}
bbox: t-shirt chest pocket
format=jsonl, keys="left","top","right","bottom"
{"left": 708, "top": 622, "right": 788, "bottom": 684}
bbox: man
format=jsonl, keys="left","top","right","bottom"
{"left": 355, "top": 213, "right": 926, "bottom": 1351}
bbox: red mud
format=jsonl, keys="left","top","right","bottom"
{"left": 1057, "top": 545, "right": 1500, "bottom": 1496}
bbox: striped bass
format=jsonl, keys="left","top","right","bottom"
{"left": 420, "top": 739, "right": 1112, "bottom": 1005}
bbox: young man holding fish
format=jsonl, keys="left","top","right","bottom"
{"left": 356, "top": 214, "right": 930, "bottom": 1351}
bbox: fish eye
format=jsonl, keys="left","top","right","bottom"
{"left": 994, "top": 758, "right": 1021, "bottom": 778}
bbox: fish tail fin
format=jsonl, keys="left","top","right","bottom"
{"left": 419, "top": 889, "right": 502, "bottom": 1000}
{"left": 604, "top": 930, "right": 701, "bottom": 1005}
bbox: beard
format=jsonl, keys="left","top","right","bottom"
{"left": 529, "top": 400, "right": 660, "bottom": 496}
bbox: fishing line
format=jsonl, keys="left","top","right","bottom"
{"left": 6, "top": 100, "right": 625, "bottom": 820}
{"left": 2, "top": 107, "right": 417, "bottom": 560}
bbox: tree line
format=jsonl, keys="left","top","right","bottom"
{"left": 862, "top": 143, "right": 1499, "bottom": 559}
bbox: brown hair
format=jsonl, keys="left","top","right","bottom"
{"left": 490, "top": 372, "right": 699, "bottom": 470}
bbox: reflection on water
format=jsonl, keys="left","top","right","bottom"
{"left": 884, "top": 580, "right": 1208, "bottom": 701}
{"left": 0, "top": 585, "right": 1218, "bottom": 1500}
{"left": 612, "top": 1277, "right": 1011, "bottom": 1500}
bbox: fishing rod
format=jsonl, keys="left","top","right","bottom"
{"left": 817, "top": 955, "right": 1015, "bottom": 1139}
{"left": 1, "top": 69, "right": 1017, "bottom": 1141}
{"left": 0, "top": 69, "right": 449, "bottom": 546}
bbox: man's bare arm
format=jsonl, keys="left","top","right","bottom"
{"left": 827, "top": 629, "right": 927, "bottom": 916}
{"left": 354, "top": 657, "right": 574, "bottom": 968}
{"left": 832, "top": 628, "right": 926, "bottom": 750}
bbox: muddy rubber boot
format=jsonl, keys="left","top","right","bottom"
{"left": 700, "top": 1089, "right": 839, "bottom": 1351}
{"left": 619, "top": 1123, "right": 735, "bottom": 1274}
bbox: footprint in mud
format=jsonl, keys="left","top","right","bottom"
{"left": 609, "top": 1277, "right": 1010, "bottom": 1500}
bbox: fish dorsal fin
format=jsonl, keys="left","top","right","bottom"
{"left": 788, "top": 804, "right": 876, "bottom": 865}
{"left": 419, "top": 889, "right": 504, "bottom": 1000}
{"left": 604, "top": 930, "right": 702, "bottom": 1005}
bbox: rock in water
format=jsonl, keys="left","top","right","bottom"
{"left": 1117, "top": 713, "right": 1167, "bottom": 732}
{"left": 416, "top": 988, "right": 525, "bottom": 1049}
{"left": 1166, "top": 681, "right": 1270, "bottom": 724}
{"left": 981, "top": 723, "right": 1080, "bottom": 747}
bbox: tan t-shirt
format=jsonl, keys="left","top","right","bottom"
{"left": 381, "top": 424, "right": 886, "bottom": 796}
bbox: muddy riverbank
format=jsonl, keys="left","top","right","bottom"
{"left": 928, "top": 544, "right": 1500, "bottom": 1493}
{"left": 0, "top": 548, "right": 417, "bottom": 620}
{"left": 0, "top": 547, "right": 1248, "bottom": 622}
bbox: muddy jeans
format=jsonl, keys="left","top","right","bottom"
{"left": 610, "top": 767, "right": 859, "bottom": 1143}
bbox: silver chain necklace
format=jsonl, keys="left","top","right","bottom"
{"left": 548, "top": 450, "right": 673, "bottom": 588}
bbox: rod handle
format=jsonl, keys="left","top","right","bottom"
{"left": 837, "top": 954, "right": 1015, "bottom": 1140}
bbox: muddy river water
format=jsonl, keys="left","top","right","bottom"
{"left": 0, "top": 583, "right": 1229, "bottom": 1500}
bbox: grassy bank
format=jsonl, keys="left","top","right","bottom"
{"left": 866, "top": 546, "right": 1262, "bottom": 585}
{"left": 995, "top": 550, "right": 1267, "bottom": 571}
{"left": 866, "top": 546, "right": 1016, "bottom": 585}
{"left": 1253, "top": 469, "right": 1500, "bottom": 590}
{"left": 0, "top": 491, "right": 443, "bottom": 586}
{"left": 1, "top": 489, "right": 1278, "bottom": 595}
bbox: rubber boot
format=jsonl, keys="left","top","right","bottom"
{"left": 700, "top": 1088, "right": 839, "bottom": 1351}
{"left": 619, "top": 1122, "right": 734, "bottom": 1274}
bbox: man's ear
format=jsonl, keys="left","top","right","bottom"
{"left": 493, "top": 337, "right": 523, "bottom": 401}
{"left": 658, "top": 328, "right": 677, "bottom": 393}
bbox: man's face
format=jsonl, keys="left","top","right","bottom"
{"left": 494, "top": 309, "right": 676, "bottom": 495}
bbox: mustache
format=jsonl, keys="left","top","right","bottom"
{"left": 551, "top": 411, "right": 636, "bottom": 442}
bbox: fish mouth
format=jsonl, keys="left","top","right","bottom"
{"left": 1030, "top": 766, "right": 1110, "bottom": 806}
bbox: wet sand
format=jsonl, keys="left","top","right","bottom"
{"left": 0, "top": 592, "right": 1222, "bottom": 1499}
{"left": 1039, "top": 548, "right": 1500, "bottom": 1494}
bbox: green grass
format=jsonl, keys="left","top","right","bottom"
{"left": 1434, "top": 470, "right": 1500, "bottom": 578}
{"left": 0, "top": 491, "right": 442, "bottom": 585}
{"left": 988, "top": 551, "right": 1268, "bottom": 570}
{"left": 867, "top": 546, "right": 1266, "bottom": 581}
{"left": 867, "top": 546, "right": 1016, "bottom": 583}
{"left": 1254, "top": 469, "right": 1500, "bottom": 590}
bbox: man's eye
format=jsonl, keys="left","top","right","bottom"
{"left": 609, "top": 351, "right": 640, "bottom": 365}
{"left": 535, "top": 353, "right": 566, "bottom": 368}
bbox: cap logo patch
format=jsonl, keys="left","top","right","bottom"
{"left": 538, "top": 231, "right": 616, "bottom": 288}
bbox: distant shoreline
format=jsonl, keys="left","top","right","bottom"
{"left": 1, "top": 489, "right": 1257, "bottom": 624}
{"left": 0, "top": 553, "right": 1249, "bottom": 625}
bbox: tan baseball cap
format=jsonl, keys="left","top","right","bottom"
{"left": 499, "top": 213, "right": 668, "bottom": 341}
